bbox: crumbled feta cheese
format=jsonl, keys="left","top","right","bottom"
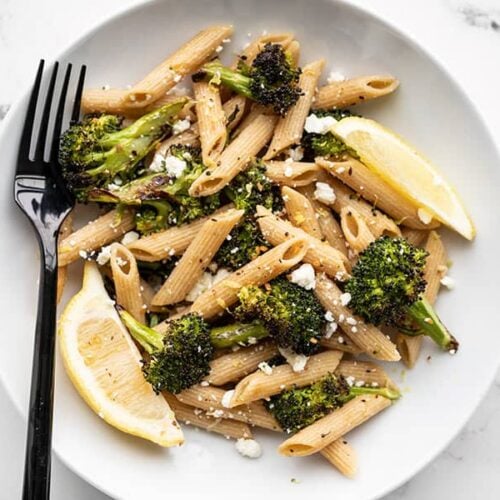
{"left": 279, "top": 347, "right": 308, "bottom": 372}
{"left": 324, "top": 311, "right": 335, "bottom": 322}
{"left": 235, "top": 438, "right": 262, "bottom": 458}
{"left": 221, "top": 390, "right": 235, "bottom": 408}
{"left": 289, "top": 263, "right": 316, "bottom": 290}
{"left": 79, "top": 250, "right": 88, "bottom": 259}
{"left": 340, "top": 292, "right": 352, "bottom": 306}
{"left": 209, "top": 409, "right": 225, "bottom": 418}
{"left": 164, "top": 155, "right": 187, "bottom": 178}
{"left": 327, "top": 70, "right": 346, "bottom": 83}
{"left": 284, "top": 165, "right": 293, "bottom": 178}
{"left": 354, "top": 380, "right": 366, "bottom": 387}
{"left": 121, "top": 231, "right": 139, "bottom": 246}
{"left": 449, "top": 349, "right": 457, "bottom": 355}
{"left": 324, "top": 321, "right": 338, "bottom": 339}
{"left": 345, "top": 376, "right": 355, "bottom": 387}
{"left": 96, "top": 245, "right": 112, "bottom": 266}
{"left": 417, "top": 208, "right": 433, "bottom": 225}
{"left": 304, "top": 114, "right": 337, "bottom": 134}
{"left": 314, "top": 182, "right": 336, "bottom": 204}
{"left": 440, "top": 276, "right": 456, "bottom": 290}
{"left": 185, "top": 268, "right": 231, "bottom": 302}
{"left": 287, "top": 146, "right": 304, "bottom": 162}
{"left": 258, "top": 361, "right": 273, "bottom": 375}
{"left": 173, "top": 73, "right": 182, "bottom": 83}
{"left": 172, "top": 118, "right": 191, "bottom": 135}
{"left": 346, "top": 317, "right": 357, "bottom": 326}
{"left": 215, "top": 45, "right": 224, "bottom": 53}
{"left": 148, "top": 154, "right": 165, "bottom": 173}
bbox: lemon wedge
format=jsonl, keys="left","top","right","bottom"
{"left": 58, "top": 261, "right": 183, "bottom": 447}
{"left": 331, "top": 116, "right": 475, "bottom": 240}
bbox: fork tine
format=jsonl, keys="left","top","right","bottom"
{"left": 70, "top": 65, "right": 86, "bottom": 125}
{"left": 34, "top": 61, "right": 59, "bottom": 161}
{"left": 49, "top": 63, "right": 72, "bottom": 162}
{"left": 17, "top": 60, "right": 44, "bottom": 162}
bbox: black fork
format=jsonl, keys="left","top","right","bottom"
{"left": 14, "top": 60, "right": 86, "bottom": 500}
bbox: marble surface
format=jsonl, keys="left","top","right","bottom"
{"left": 1, "top": 0, "right": 499, "bottom": 498}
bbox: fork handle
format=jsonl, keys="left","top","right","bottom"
{"left": 23, "top": 241, "right": 58, "bottom": 500}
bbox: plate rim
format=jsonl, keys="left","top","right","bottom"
{"left": 1, "top": 0, "right": 499, "bottom": 498}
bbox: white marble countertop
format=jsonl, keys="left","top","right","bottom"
{"left": 1, "top": 0, "right": 499, "bottom": 498}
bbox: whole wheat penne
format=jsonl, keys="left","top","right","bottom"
{"left": 125, "top": 25, "right": 234, "bottom": 107}
{"left": 110, "top": 244, "right": 146, "bottom": 323}
{"left": 152, "top": 209, "right": 243, "bottom": 305}
{"left": 207, "top": 341, "right": 280, "bottom": 386}
{"left": 236, "top": 33, "right": 294, "bottom": 67}
{"left": 126, "top": 205, "right": 233, "bottom": 261}
{"left": 287, "top": 40, "right": 301, "bottom": 66}
{"left": 58, "top": 209, "right": 135, "bottom": 267}
{"left": 265, "top": 161, "right": 322, "bottom": 187}
{"left": 320, "top": 439, "right": 357, "bottom": 478}
{"left": 313, "top": 74, "right": 399, "bottom": 109}
{"left": 164, "top": 394, "right": 253, "bottom": 439}
{"left": 193, "top": 82, "right": 227, "bottom": 165}
{"left": 396, "top": 230, "right": 448, "bottom": 367}
{"left": 282, "top": 186, "right": 323, "bottom": 239}
{"left": 57, "top": 213, "right": 73, "bottom": 303}
{"left": 189, "top": 112, "right": 277, "bottom": 196}
{"left": 81, "top": 88, "right": 129, "bottom": 115}
{"left": 318, "top": 157, "right": 439, "bottom": 229}
{"left": 191, "top": 237, "right": 309, "bottom": 319}
{"left": 336, "top": 360, "right": 399, "bottom": 391}
{"left": 315, "top": 274, "right": 401, "bottom": 361}
{"left": 279, "top": 394, "right": 391, "bottom": 456}
{"left": 223, "top": 94, "right": 248, "bottom": 132}
{"left": 298, "top": 184, "right": 349, "bottom": 255}
{"left": 229, "top": 350, "right": 344, "bottom": 407}
{"left": 265, "top": 59, "right": 325, "bottom": 159}
{"left": 256, "top": 207, "right": 350, "bottom": 279}
{"left": 315, "top": 176, "right": 401, "bottom": 238}
{"left": 340, "top": 206, "right": 375, "bottom": 254}
{"left": 401, "top": 227, "right": 428, "bottom": 247}
{"left": 176, "top": 385, "right": 281, "bottom": 431}
{"left": 320, "top": 333, "right": 362, "bottom": 355}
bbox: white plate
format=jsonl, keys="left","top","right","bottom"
{"left": 1, "top": 1, "right": 499, "bottom": 499}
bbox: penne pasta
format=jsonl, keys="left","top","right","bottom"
{"left": 401, "top": 227, "right": 428, "bottom": 247}
{"left": 315, "top": 274, "right": 401, "bottom": 361}
{"left": 57, "top": 213, "right": 73, "bottom": 303}
{"left": 80, "top": 88, "right": 129, "bottom": 116}
{"left": 320, "top": 439, "right": 357, "bottom": 478}
{"left": 265, "top": 59, "right": 325, "bottom": 159}
{"left": 282, "top": 186, "right": 324, "bottom": 239}
{"left": 125, "top": 25, "right": 234, "bottom": 107}
{"left": 237, "top": 33, "right": 294, "bottom": 67}
{"left": 110, "top": 244, "right": 146, "bottom": 323}
{"left": 223, "top": 94, "right": 248, "bottom": 132}
{"left": 318, "top": 157, "right": 439, "bottom": 230}
{"left": 207, "top": 341, "right": 280, "bottom": 386}
{"left": 164, "top": 394, "right": 253, "bottom": 439}
{"left": 229, "top": 350, "right": 344, "bottom": 407}
{"left": 313, "top": 74, "right": 399, "bottom": 109}
{"left": 339, "top": 206, "right": 375, "bottom": 255}
{"left": 126, "top": 205, "right": 233, "bottom": 262}
{"left": 58, "top": 208, "right": 136, "bottom": 267}
{"left": 265, "top": 160, "right": 322, "bottom": 187}
{"left": 193, "top": 81, "right": 227, "bottom": 165}
{"left": 396, "top": 230, "right": 448, "bottom": 367}
{"left": 336, "top": 360, "right": 399, "bottom": 391}
{"left": 189, "top": 111, "right": 277, "bottom": 197}
{"left": 320, "top": 333, "right": 362, "bottom": 355}
{"left": 190, "top": 237, "right": 309, "bottom": 319}
{"left": 152, "top": 209, "right": 243, "bottom": 305}
{"left": 256, "top": 207, "right": 350, "bottom": 279}
{"left": 278, "top": 394, "right": 392, "bottom": 456}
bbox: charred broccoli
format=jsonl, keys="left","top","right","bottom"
{"left": 345, "top": 236, "right": 459, "bottom": 351}
{"left": 266, "top": 373, "right": 400, "bottom": 433}
{"left": 59, "top": 99, "right": 187, "bottom": 200}
{"left": 193, "top": 43, "right": 302, "bottom": 116}
{"left": 301, "top": 108, "right": 354, "bottom": 161}
{"left": 233, "top": 277, "right": 326, "bottom": 355}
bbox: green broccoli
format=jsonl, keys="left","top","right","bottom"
{"left": 193, "top": 43, "right": 302, "bottom": 116}
{"left": 233, "top": 277, "right": 326, "bottom": 355}
{"left": 301, "top": 108, "right": 354, "bottom": 161}
{"left": 119, "top": 310, "right": 271, "bottom": 392}
{"left": 59, "top": 99, "right": 187, "bottom": 200}
{"left": 266, "top": 373, "right": 400, "bottom": 433}
{"left": 345, "top": 236, "right": 459, "bottom": 352}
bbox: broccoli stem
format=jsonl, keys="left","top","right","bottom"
{"left": 197, "top": 62, "right": 254, "bottom": 99}
{"left": 349, "top": 386, "right": 401, "bottom": 401}
{"left": 119, "top": 309, "right": 164, "bottom": 354}
{"left": 406, "top": 297, "right": 459, "bottom": 352}
{"left": 210, "top": 322, "right": 269, "bottom": 348}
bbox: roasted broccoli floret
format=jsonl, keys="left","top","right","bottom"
{"left": 193, "top": 43, "right": 302, "bottom": 116}
{"left": 59, "top": 99, "right": 187, "bottom": 200}
{"left": 215, "top": 162, "right": 282, "bottom": 270}
{"left": 266, "top": 373, "right": 400, "bottom": 433}
{"left": 301, "top": 108, "right": 354, "bottom": 161}
{"left": 233, "top": 277, "right": 326, "bottom": 355}
{"left": 345, "top": 236, "right": 459, "bottom": 351}
{"left": 119, "top": 310, "right": 271, "bottom": 392}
